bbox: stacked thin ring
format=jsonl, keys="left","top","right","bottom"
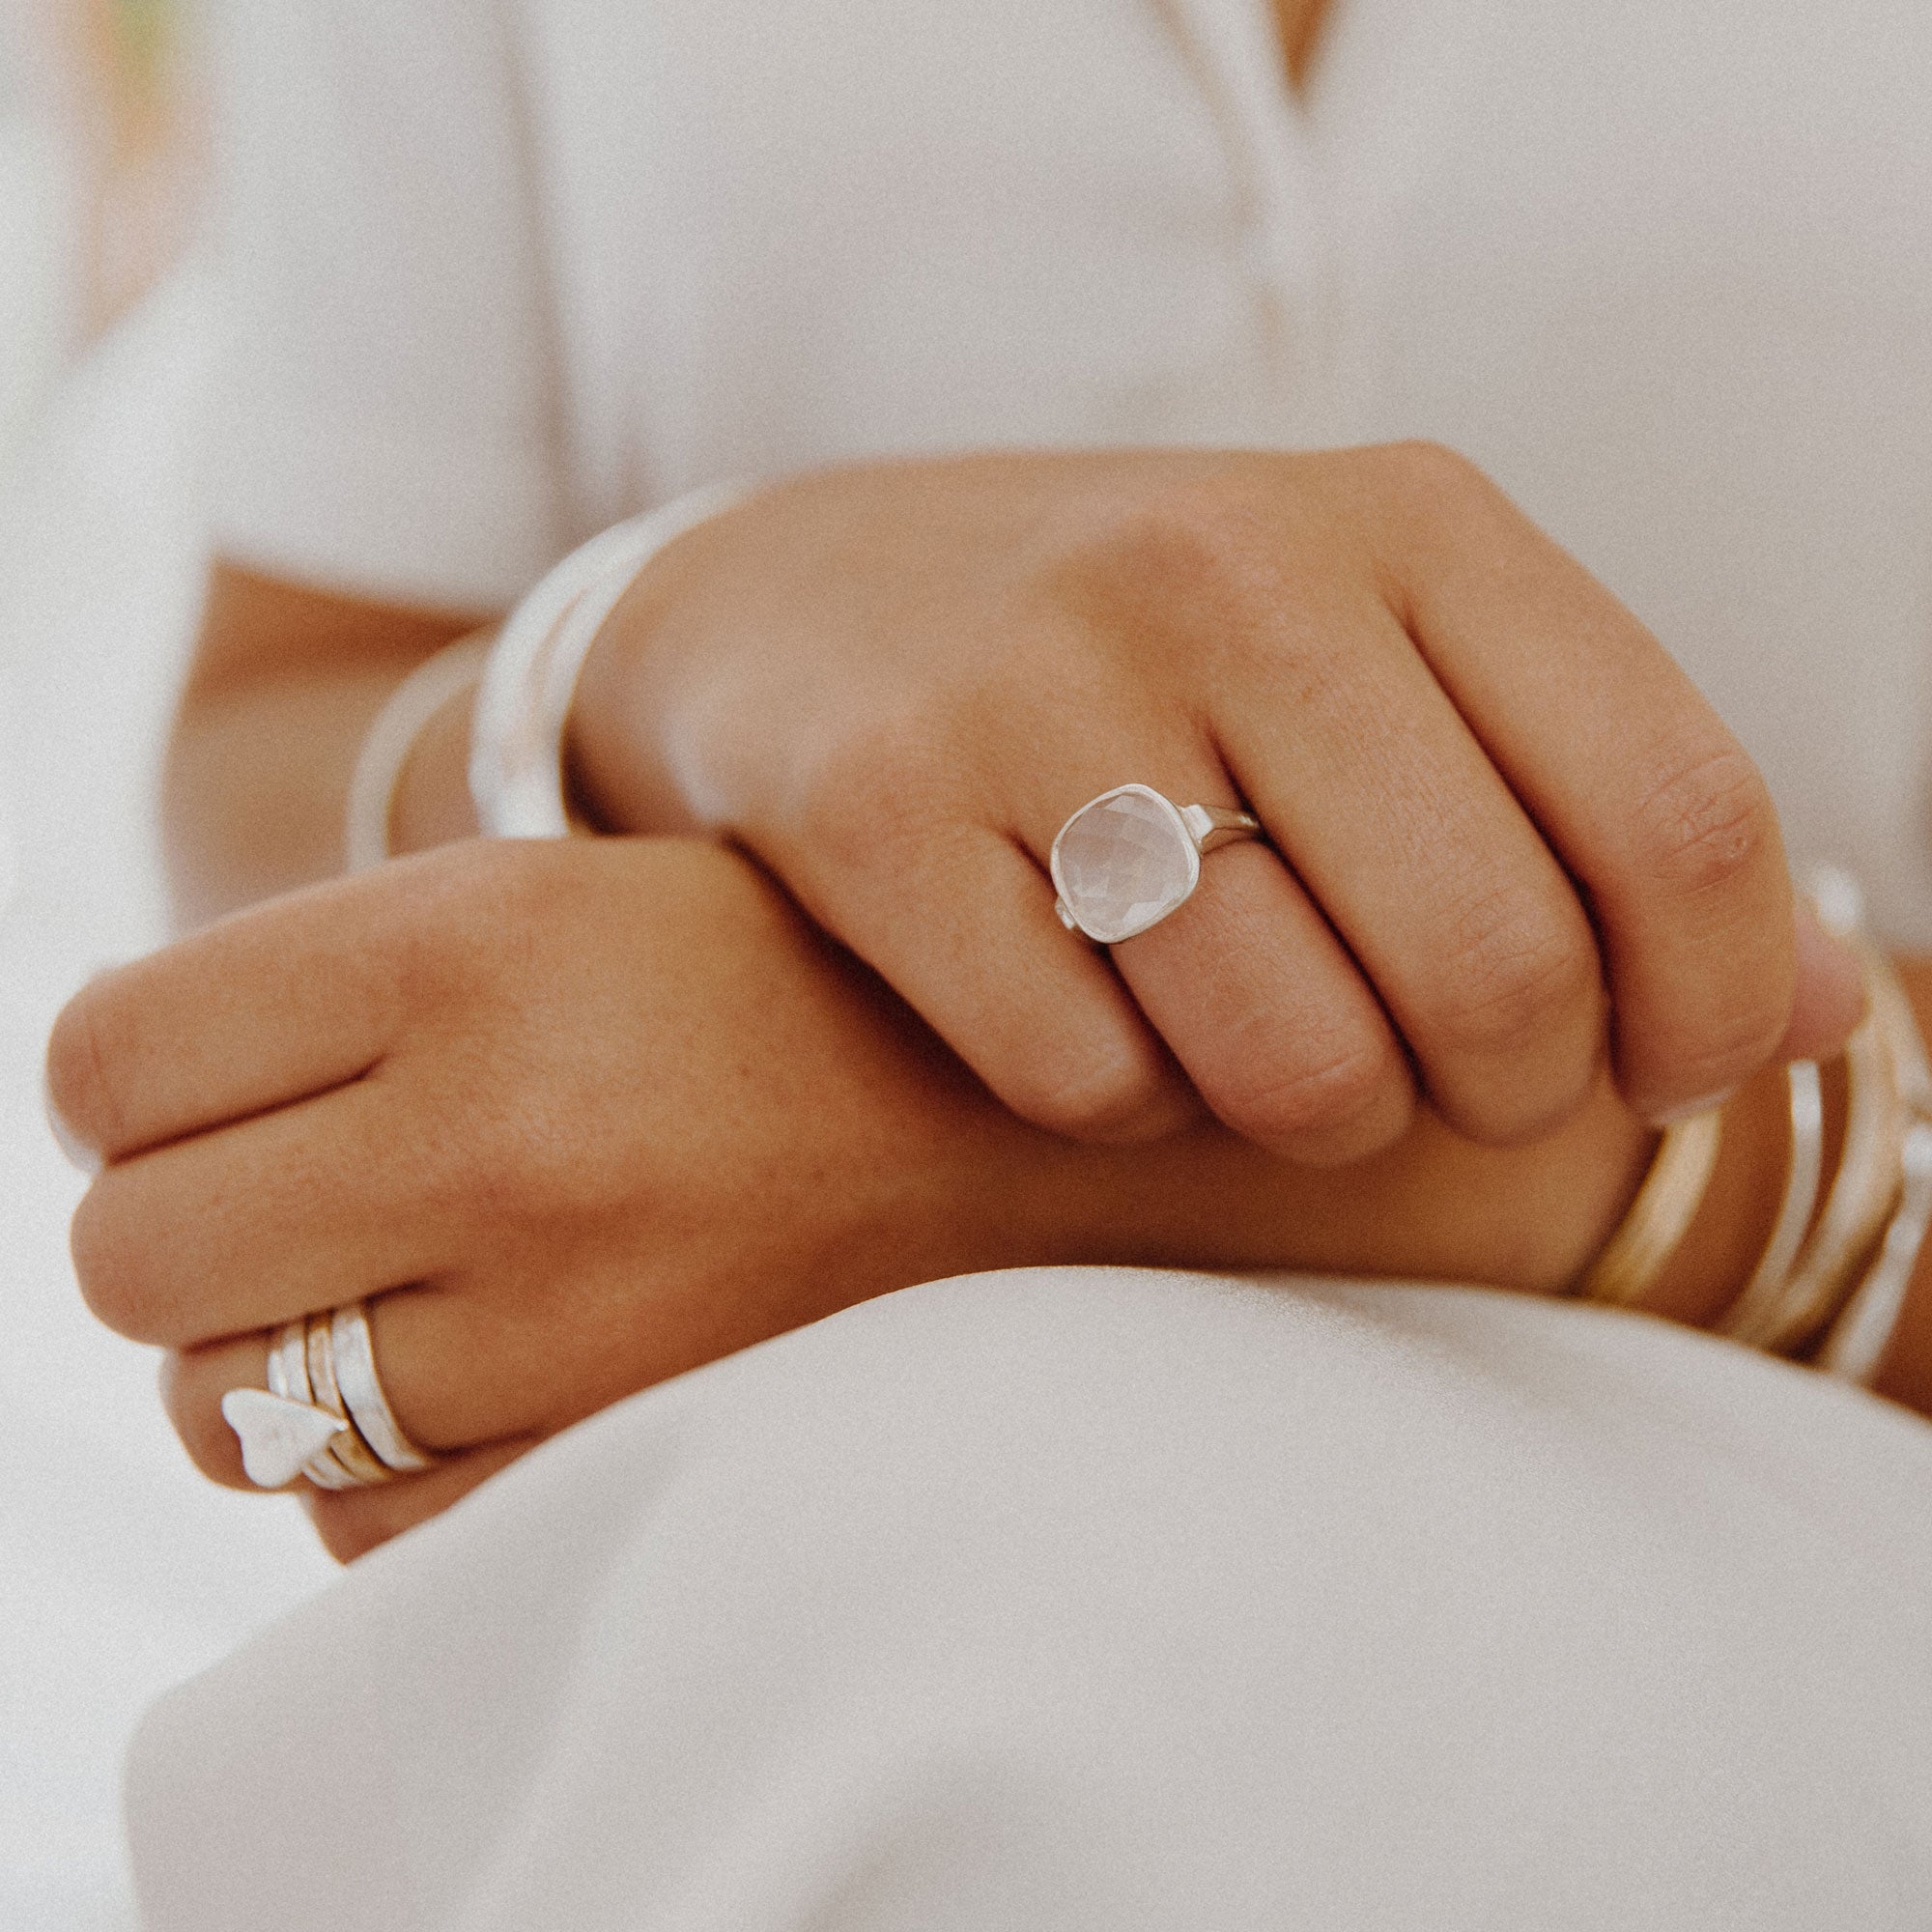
{"left": 220, "top": 1299, "right": 439, "bottom": 1492}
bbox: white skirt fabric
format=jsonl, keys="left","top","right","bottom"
{"left": 129, "top": 1266, "right": 1932, "bottom": 1928}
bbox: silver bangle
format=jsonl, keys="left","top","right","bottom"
{"left": 469, "top": 482, "right": 749, "bottom": 839}
{"left": 343, "top": 638, "right": 491, "bottom": 872}
{"left": 1721, "top": 988, "right": 1900, "bottom": 1352}
{"left": 1817, "top": 948, "right": 1932, "bottom": 1384}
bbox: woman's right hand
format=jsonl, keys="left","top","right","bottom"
{"left": 574, "top": 444, "right": 1864, "bottom": 1164}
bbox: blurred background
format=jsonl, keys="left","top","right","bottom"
{"left": 0, "top": 5, "right": 332, "bottom": 1923}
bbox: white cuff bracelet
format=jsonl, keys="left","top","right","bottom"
{"left": 469, "top": 481, "right": 749, "bottom": 839}
{"left": 343, "top": 637, "right": 491, "bottom": 873}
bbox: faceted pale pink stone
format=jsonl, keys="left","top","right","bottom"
{"left": 1054, "top": 788, "right": 1198, "bottom": 943}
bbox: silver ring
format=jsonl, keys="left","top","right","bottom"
{"left": 1049, "top": 783, "right": 1264, "bottom": 944}
{"left": 224, "top": 1303, "right": 439, "bottom": 1492}
{"left": 330, "top": 1301, "right": 439, "bottom": 1474}
{"left": 219, "top": 1320, "right": 356, "bottom": 1492}
{"left": 268, "top": 1317, "right": 356, "bottom": 1491}
{"left": 303, "top": 1314, "right": 394, "bottom": 1486}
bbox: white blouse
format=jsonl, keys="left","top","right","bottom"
{"left": 206, "top": 0, "right": 1932, "bottom": 929}
{"left": 145, "top": 8, "right": 1932, "bottom": 1923}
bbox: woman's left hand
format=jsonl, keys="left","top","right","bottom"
{"left": 45, "top": 834, "right": 1674, "bottom": 1564}
{"left": 46, "top": 836, "right": 1063, "bottom": 1560}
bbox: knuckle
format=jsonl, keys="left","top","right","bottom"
{"left": 998, "top": 1040, "right": 1175, "bottom": 1142}
{"left": 68, "top": 1185, "right": 164, "bottom": 1340}
{"left": 1208, "top": 1031, "right": 1401, "bottom": 1149}
{"left": 1361, "top": 440, "right": 1492, "bottom": 521}
{"left": 1054, "top": 473, "right": 1288, "bottom": 646}
{"left": 1423, "top": 892, "right": 1604, "bottom": 1061}
{"left": 1628, "top": 745, "right": 1778, "bottom": 902}
{"left": 1383, "top": 438, "right": 1485, "bottom": 492}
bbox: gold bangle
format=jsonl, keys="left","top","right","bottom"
{"left": 1717, "top": 1060, "right": 1833, "bottom": 1350}
{"left": 1722, "top": 957, "right": 1901, "bottom": 1353}
{"left": 1577, "top": 1106, "right": 1723, "bottom": 1307}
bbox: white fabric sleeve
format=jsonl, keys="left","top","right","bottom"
{"left": 202, "top": 0, "right": 564, "bottom": 611}
{"left": 128, "top": 1268, "right": 1932, "bottom": 1928}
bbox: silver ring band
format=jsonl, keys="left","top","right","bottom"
{"left": 1049, "top": 783, "right": 1265, "bottom": 945}
{"left": 330, "top": 1301, "right": 439, "bottom": 1474}
{"left": 303, "top": 1314, "right": 396, "bottom": 1487}
{"left": 227, "top": 1303, "right": 442, "bottom": 1492}
{"left": 268, "top": 1318, "right": 356, "bottom": 1491}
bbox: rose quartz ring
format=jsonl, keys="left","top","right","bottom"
{"left": 1049, "top": 783, "right": 1264, "bottom": 945}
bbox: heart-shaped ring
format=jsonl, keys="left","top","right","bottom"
{"left": 219, "top": 1387, "right": 348, "bottom": 1491}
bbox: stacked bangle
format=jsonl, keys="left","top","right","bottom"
{"left": 1815, "top": 945, "right": 1932, "bottom": 1381}
{"left": 1577, "top": 1107, "right": 1723, "bottom": 1307}
{"left": 342, "top": 637, "right": 491, "bottom": 871}
{"left": 1580, "top": 885, "right": 1932, "bottom": 1391}
{"left": 468, "top": 482, "right": 749, "bottom": 839}
{"left": 1727, "top": 1060, "right": 1824, "bottom": 1332}
{"left": 340, "top": 482, "right": 748, "bottom": 867}
{"left": 1721, "top": 987, "right": 1901, "bottom": 1353}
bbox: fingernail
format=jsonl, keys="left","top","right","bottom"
{"left": 1796, "top": 892, "right": 1865, "bottom": 974}
{"left": 43, "top": 1075, "right": 100, "bottom": 1176}
{"left": 1793, "top": 892, "right": 1868, "bottom": 1024}
{"left": 1805, "top": 864, "right": 1864, "bottom": 940}
{"left": 1649, "top": 1089, "right": 1735, "bottom": 1127}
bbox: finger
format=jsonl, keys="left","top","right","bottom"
{"left": 44, "top": 863, "right": 418, "bottom": 1163}
{"left": 163, "top": 1336, "right": 534, "bottom": 1559}
{"left": 999, "top": 722, "right": 1418, "bottom": 1163}
{"left": 164, "top": 1335, "right": 279, "bottom": 1488}
{"left": 71, "top": 1071, "right": 457, "bottom": 1347}
{"left": 1213, "top": 598, "right": 1607, "bottom": 1146}
{"left": 1370, "top": 443, "right": 1800, "bottom": 1121}
{"left": 1110, "top": 842, "right": 1416, "bottom": 1163}
{"left": 303, "top": 1439, "right": 536, "bottom": 1563}
{"left": 764, "top": 808, "right": 1200, "bottom": 1143}
{"left": 167, "top": 1285, "right": 627, "bottom": 1474}
{"left": 165, "top": 1325, "right": 538, "bottom": 1494}
{"left": 167, "top": 1277, "right": 642, "bottom": 1499}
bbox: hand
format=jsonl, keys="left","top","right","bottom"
{"left": 49, "top": 832, "right": 1675, "bottom": 1561}
{"left": 48, "top": 838, "right": 1075, "bottom": 1560}
{"left": 574, "top": 445, "right": 1863, "bottom": 1164}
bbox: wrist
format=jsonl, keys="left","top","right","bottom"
{"left": 982, "top": 1067, "right": 1659, "bottom": 1297}
{"left": 565, "top": 611, "right": 683, "bottom": 834}
{"left": 387, "top": 681, "right": 482, "bottom": 856}
{"left": 1613, "top": 953, "right": 1932, "bottom": 1417}
{"left": 565, "top": 514, "right": 743, "bottom": 838}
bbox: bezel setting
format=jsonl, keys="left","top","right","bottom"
{"left": 1049, "top": 783, "right": 1203, "bottom": 945}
